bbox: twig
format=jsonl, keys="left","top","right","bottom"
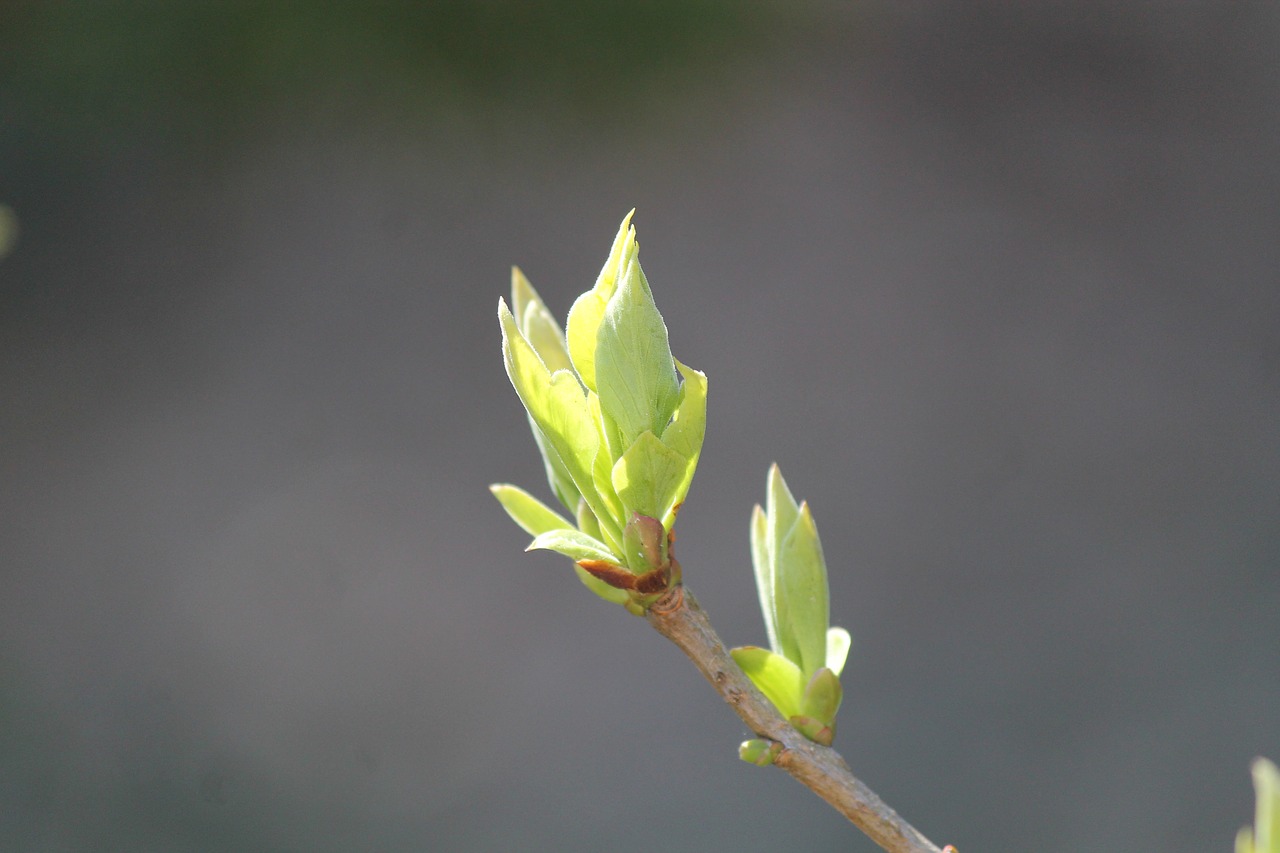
{"left": 646, "top": 584, "right": 945, "bottom": 853}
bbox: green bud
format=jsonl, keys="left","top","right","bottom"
{"left": 494, "top": 212, "right": 704, "bottom": 612}
{"left": 741, "top": 465, "right": 852, "bottom": 742}
{"left": 739, "top": 739, "right": 783, "bottom": 767}
{"left": 787, "top": 714, "right": 834, "bottom": 747}
{"left": 622, "top": 512, "right": 668, "bottom": 574}
{"left": 594, "top": 237, "right": 681, "bottom": 448}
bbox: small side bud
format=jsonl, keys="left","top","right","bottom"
{"left": 622, "top": 512, "right": 668, "bottom": 572}
{"left": 738, "top": 739, "right": 783, "bottom": 767}
{"left": 788, "top": 715, "right": 834, "bottom": 747}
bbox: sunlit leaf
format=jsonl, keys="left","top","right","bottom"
{"left": 730, "top": 645, "right": 803, "bottom": 719}
{"left": 765, "top": 464, "right": 802, "bottom": 666}
{"left": 512, "top": 267, "right": 573, "bottom": 374}
{"left": 777, "top": 502, "right": 830, "bottom": 677}
{"left": 566, "top": 211, "right": 633, "bottom": 392}
{"left": 500, "top": 299, "right": 608, "bottom": 526}
{"left": 612, "top": 430, "right": 687, "bottom": 526}
{"left": 749, "top": 503, "right": 778, "bottom": 654}
{"left": 594, "top": 245, "right": 681, "bottom": 448}
{"left": 658, "top": 360, "right": 707, "bottom": 529}
{"left": 490, "top": 483, "right": 575, "bottom": 537}
{"left": 527, "top": 529, "right": 620, "bottom": 565}
{"left": 529, "top": 417, "right": 581, "bottom": 514}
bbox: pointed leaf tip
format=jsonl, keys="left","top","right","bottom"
{"left": 491, "top": 483, "right": 575, "bottom": 537}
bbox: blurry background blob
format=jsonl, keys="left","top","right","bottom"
{"left": 1, "top": 3, "right": 1277, "bottom": 852}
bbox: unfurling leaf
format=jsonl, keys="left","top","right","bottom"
{"left": 490, "top": 484, "right": 574, "bottom": 537}
{"left": 494, "top": 211, "right": 704, "bottom": 613}
{"left": 566, "top": 211, "right": 634, "bottom": 393}
{"left": 594, "top": 241, "right": 681, "bottom": 447}
{"left": 527, "top": 529, "right": 619, "bottom": 565}
{"left": 742, "top": 465, "right": 852, "bottom": 743}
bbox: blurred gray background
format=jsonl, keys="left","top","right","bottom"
{"left": 2, "top": 3, "right": 1278, "bottom": 851}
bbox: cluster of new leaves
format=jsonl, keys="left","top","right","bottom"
{"left": 1239, "top": 758, "right": 1280, "bottom": 853}
{"left": 732, "top": 465, "right": 852, "bottom": 752}
{"left": 492, "top": 212, "right": 850, "bottom": 754}
{"left": 491, "top": 212, "right": 707, "bottom": 614}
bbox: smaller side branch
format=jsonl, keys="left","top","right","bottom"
{"left": 647, "top": 585, "right": 943, "bottom": 853}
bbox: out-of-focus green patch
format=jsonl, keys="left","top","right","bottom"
{"left": 0, "top": 1, "right": 784, "bottom": 154}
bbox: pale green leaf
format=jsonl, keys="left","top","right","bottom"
{"left": 529, "top": 417, "right": 580, "bottom": 514}
{"left": 730, "top": 646, "right": 803, "bottom": 719}
{"left": 575, "top": 497, "right": 603, "bottom": 543}
{"left": 611, "top": 431, "right": 687, "bottom": 527}
{"left": 566, "top": 290, "right": 607, "bottom": 394}
{"left": 500, "top": 299, "right": 606, "bottom": 524}
{"left": 510, "top": 266, "right": 539, "bottom": 329}
{"left": 826, "top": 626, "right": 852, "bottom": 677}
{"left": 749, "top": 503, "right": 780, "bottom": 655}
{"left": 588, "top": 391, "right": 625, "bottom": 468}
{"left": 526, "top": 529, "right": 620, "bottom": 565}
{"left": 566, "top": 211, "right": 634, "bottom": 392}
{"left": 490, "top": 483, "right": 575, "bottom": 537}
{"left": 511, "top": 267, "right": 571, "bottom": 372}
{"left": 590, "top": 441, "right": 623, "bottom": 551}
{"left": 594, "top": 248, "right": 681, "bottom": 448}
{"left": 777, "top": 502, "right": 830, "bottom": 677}
{"left": 765, "top": 464, "right": 801, "bottom": 556}
{"left": 658, "top": 360, "right": 707, "bottom": 529}
{"left": 521, "top": 300, "right": 573, "bottom": 375}
{"left": 661, "top": 361, "right": 707, "bottom": 459}
{"left": 765, "top": 464, "right": 802, "bottom": 666}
